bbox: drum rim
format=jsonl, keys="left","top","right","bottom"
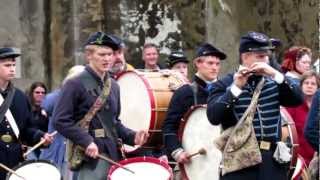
{"left": 6, "top": 159, "right": 61, "bottom": 180}
{"left": 116, "top": 70, "right": 157, "bottom": 132}
{"left": 280, "top": 107, "right": 299, "bottom": 167}
{"left": 177, "top": 104, "right": 207, "bottom": 141}
{"left": 108, "top": 156, "right": 173, "bottom": 179}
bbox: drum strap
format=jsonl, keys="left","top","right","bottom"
{"left": 190, "top": 82, "right": 198, "bottom": 105}
{"left": 0, "top": 83, "right": 19, "bottom": 138}
{"left": 77, "top": 71, "right": 116, "bottom": 139}
{"left": 66, "top": 71, "right": 113, "bottom": 170}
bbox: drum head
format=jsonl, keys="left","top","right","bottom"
{"left": 108, "top": 157, "right": 172, "bottom": 180}
{"left": 180, "top": 106, "right": 222, "bottom": 180}
{"left": 117, "top": 71, "right": 153, "bottom": 131}
{"left": 6, "top": 160, "right": 61, "bottom": 180}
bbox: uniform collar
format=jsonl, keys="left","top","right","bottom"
{"left": 85, "top": 65, "right": 110, "bottom": 86}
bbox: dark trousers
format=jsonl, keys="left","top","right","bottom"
{"left": 221, "top": 150, "right": 289, "bottom": 180}
{"left": 0, "top": 145, "right": 23, "bottom": 180}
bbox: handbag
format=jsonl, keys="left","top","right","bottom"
{"left": 214, "top": 78, "right": 265, "bottom": 175}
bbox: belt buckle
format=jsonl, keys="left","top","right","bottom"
{"left": 94, "top": 129, "right": 105, "bottom": 138}
{"left": 260, "top": 140, "right": 271, "bottom": 150}
{"left": 1, "top": 135, "right": 12, "bottom": 143}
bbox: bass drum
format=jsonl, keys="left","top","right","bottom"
{"left": 116, "top": 70, "right": 188, "bottom": 153}
{"left": 178, "top": 105, "right": 222, "bottom": 180}
{"left": 6, "top": 160, "right": 61, "bottom": 180}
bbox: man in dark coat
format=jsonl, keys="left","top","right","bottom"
{"left": 206, "top": 31, "right": 303, "bottom": 180}
{"left": 162, "top": 43, "right": 227, "bottom": 163}
{"left": 53, "top": 32, "right": 148, "bottom": 180}
{"left": 0, "top": 47, "right": 53, "bottom": 180}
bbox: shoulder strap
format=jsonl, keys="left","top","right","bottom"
{"left": 77, "top": 71, "right": 112, "bottom": 130}
{"left": 0, "top": 84, "right": 16, "bottom": 124}
{"left": 190, "top": 82, "right": 198, "bottom": 105}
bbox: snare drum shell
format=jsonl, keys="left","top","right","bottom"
{"left": 280, "top": 107, "right": 299, "bottom": 168}
{"left": 107, "top": 157, "right": 173, "bottom": 180}
{"left": 178, "top": 105, "right": 222, "bottom": 180}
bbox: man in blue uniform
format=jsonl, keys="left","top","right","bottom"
{"left": 0, "top": 47, "right": 53, "bottom": 180}
{"left": 162, "top": 43, "right": 227, "bottom": 163}
{"left": 206, "top": 31, "right": 303, "bottom": 180}
{"left": 53, "top": 32, "right": 148, "bottom": 180}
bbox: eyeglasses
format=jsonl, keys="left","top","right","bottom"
{"left": 34, "top": 91, "right": 46, "bottom": 94}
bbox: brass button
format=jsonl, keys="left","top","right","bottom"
{"left": 1, "top": 135, "right": 13, "bottom": 143}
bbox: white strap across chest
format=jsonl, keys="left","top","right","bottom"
{"left": 0, "top": 94, "right": 20, "bottom": 138}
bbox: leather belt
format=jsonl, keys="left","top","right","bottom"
{"left": 0, "top": 134, "right": 14, "bottom": 143}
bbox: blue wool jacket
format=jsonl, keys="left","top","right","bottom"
{"left": 207, "top": 74, "right": 303, "bottom": 142}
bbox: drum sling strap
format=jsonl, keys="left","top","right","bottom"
{"left": 214, "top": 77, "right": 265, "bottom": 175}
{"left": 0, "top": 83, "right": 19, "bottom": 138}
{"left": 67, "top": 71, "right": 114, "bottom": 170}
{"left": 190, "top": 82, "right": 198, "bottom": 105}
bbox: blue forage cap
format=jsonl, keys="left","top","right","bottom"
{"left": 109, "top": 35, "right": 126, "bottom": 49}
{"left": 166, "top": 51, "right": 189, "bottom": 68}
{"left": 270, "top": 38, "right": 282, "bottom": 48}
{"left": 84, "top": 31, "right": 120, "bottom": 50}
{"left": 0, "top": 47, "right": 20, "bottom": 60}
{"left": 196, "top": 43, "right": 227, "bottom": 60}
{"left": 239, "top": 31, "right": 273, "bottom": 53}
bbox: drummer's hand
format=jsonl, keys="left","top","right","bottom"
{"left": 85, "top": 142, "right": 99, "bottom": 158}
{"left": 134, "top": 130, "right": 149, "bottom": 145}
{"left": 177, "top": 151, "right": 190, "bottom": 164}
{"left": 42, "top": 133, "right": 54, "bottom": 146}
{"left": 158, "top": 155, "right": 169, "bottom": 163}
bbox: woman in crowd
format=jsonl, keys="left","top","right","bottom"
{"left": 27, "top": 81, "right": 49, "bottom": 159}
{"left": 285, "top": 71, "right": 320, "bottom": 165}
{"left": 281, "top": 46, "right": 312, "bottom": 85}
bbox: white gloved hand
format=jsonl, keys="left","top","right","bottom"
{"left": 273, "top": 141, "right": 292, "bottom": 164}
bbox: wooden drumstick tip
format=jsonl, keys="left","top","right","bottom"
{"left": 198, "top": 148, "right": 206, "bottom": 155}
{"left": 187, "top": 148, "right": 207, "bottom": 159}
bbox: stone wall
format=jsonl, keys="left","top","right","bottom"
{"left": 0, "top": 0, "right": 318, "bottom": 90}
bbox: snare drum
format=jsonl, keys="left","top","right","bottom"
{"left": 116, "top": 70, "right": 188, "bottom": 152}
{"left": 280, "top": 107, "right": 299, "bottom": 168}
{"left": 6, "top": 160, "right": 61, "bottom": 180}
{"left": 108, "top": 157, "right": 173, "bottom": 180}
{"left": 178, "top": 105, "right": 222, "bottom": 180}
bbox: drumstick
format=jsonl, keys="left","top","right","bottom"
{"left": 97, "top": 154, "right": 135, "bottom": 174}
{"left": 148, "top": 129, "right": 162, "bottom": 133}
{"left": 0, "top": 163, "right": 26, "bottom": 180}
{"left": 187, "top": 148, "right": 206, "bottom": 159}
{"left": 167, "top": 161, "right": 178, "bottom": 165}
{"left": 23, "top": 131, "right": 57, "bottom": 157}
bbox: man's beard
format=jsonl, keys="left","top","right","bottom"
{"left": 110, "top": 62, "right": 125, "bottom": 74}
